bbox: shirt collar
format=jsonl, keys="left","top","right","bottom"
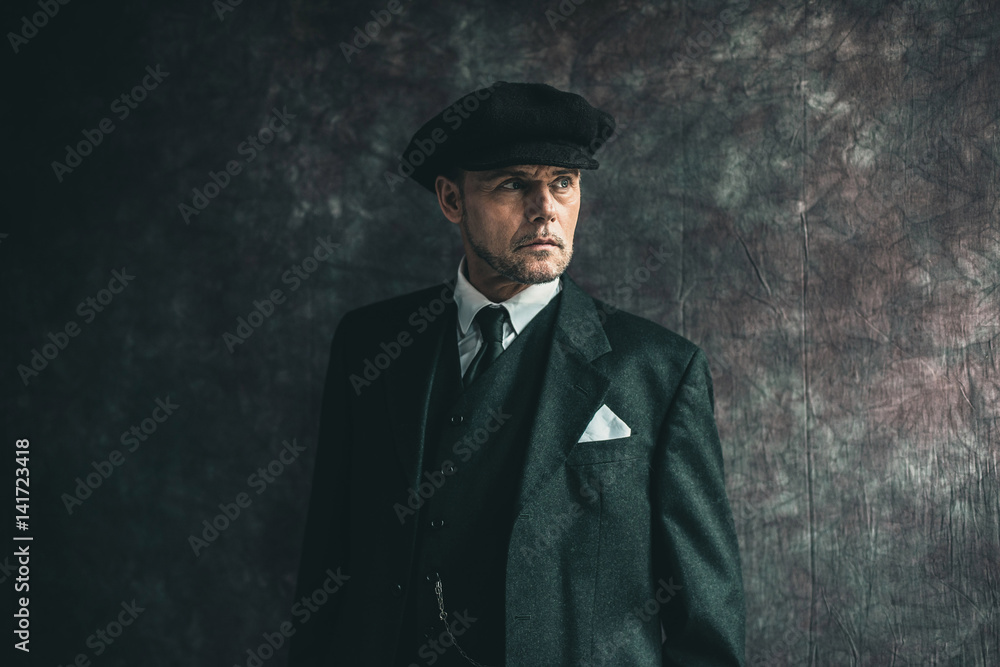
{"left": 454, "top": 255, "right": 562, "bottom": 336}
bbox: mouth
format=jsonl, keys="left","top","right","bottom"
{"left": 518, "top": 239, "right": 560, "bottom": 250}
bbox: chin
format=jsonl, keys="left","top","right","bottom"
{"left": 509, "top": 259, "right": 566, "bottom": 284}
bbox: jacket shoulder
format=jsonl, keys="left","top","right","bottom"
{"left": 592, "top": 295, "right": 701, "bottom": 365}
{"left": 586, "top": 294, "right": 716, "bottom": 413}
{"left": 336, "top": 280, "right": 454, "bottom": 339}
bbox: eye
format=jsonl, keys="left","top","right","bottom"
{"left": 500, "top": 180, "right": 523, "bottom": 190}
{"left": 556, "top": 177, "right": 572, "bottom": 188}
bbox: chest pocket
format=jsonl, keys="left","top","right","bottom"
{"left": 565, "top": 436, "right": 642, "bottom": 466}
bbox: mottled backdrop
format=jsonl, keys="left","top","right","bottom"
{"left": 3, "top": 0, "right": 998, "bottom": 665}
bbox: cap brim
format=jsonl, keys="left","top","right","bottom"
{"left": 460, "top": 140, "right": 600, "bottom": 172}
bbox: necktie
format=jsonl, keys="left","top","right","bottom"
{"left": 463, "top": 306, "right": 507, "bottom": 388}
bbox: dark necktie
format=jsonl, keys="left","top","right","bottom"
{"left": 462, "top": 305, "right": 507, "bottom": 388}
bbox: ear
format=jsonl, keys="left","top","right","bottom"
{"left": 435, "top": 175, "right": 463, "bottom": 224}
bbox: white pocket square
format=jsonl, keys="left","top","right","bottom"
{"left": 578, "top": 404, "right": 631, "bottom": 443}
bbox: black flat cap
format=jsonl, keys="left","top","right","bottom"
{"left": 397, "top": 82, "right": 616, "bottom": 193}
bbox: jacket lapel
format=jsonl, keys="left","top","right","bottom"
{"left": 382, "top": 273, "right": 613, "bottom": 507}
{"left": 514, "top": 273, "right": 612, "bottom": 515}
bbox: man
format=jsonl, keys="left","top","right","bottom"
{"left": 289, "top": 82, "right": 745, "bottom": 666}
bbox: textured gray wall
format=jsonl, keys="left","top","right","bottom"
{"left": 3, "top": 0, "right": 998, "bottom": 665}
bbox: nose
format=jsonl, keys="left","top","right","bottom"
{"left": 523, "top": 183, "right": 558, "bottom": 225}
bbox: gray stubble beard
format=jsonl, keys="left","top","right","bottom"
{"left": 460, "top": 205, "right": 572, "bottom": 285}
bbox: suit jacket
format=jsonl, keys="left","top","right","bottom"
{"left": 289, "top": 272, "right": 745, "bottom": 666}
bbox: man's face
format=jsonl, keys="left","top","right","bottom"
{"left": 436, "top": 164, "right": 581, "bottom": 299}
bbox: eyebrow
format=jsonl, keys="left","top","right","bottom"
{"left": 478, "top": 168, "right": 580, "bottom": 180}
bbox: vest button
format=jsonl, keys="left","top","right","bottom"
{"left": 450, "top": 415, "right": 465, "bottom": 425}
{"left": 430, "top": 519, "right": 445, "bottom": 529}
{"left": 441, "top": 461, "right": 456, "bottom": 475}
{"left": 391, "top": 583, "right": 403, "bottom": 597}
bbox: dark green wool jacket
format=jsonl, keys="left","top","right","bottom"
{"left": 289, "top": 272, "right": 745, "bottom": 666}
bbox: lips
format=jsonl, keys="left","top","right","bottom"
{"left": 519, "top": 239, "right": 559, "bottom": 249}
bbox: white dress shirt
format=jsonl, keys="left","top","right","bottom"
{"left": 453, "top": 256, "right": 562, "bottom": 377}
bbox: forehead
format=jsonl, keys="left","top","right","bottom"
{"left": 468, "top": 165, "right": 581, "bottom": 181}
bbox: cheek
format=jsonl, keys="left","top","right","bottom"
{"left": 559, "top": 192, "right": 580, "bottom": 215}
{"left": 560, "top": 203, "right": 580, "bottom": 240}
{"left": 471, "top": 206, "right": 517, "bottom": 247}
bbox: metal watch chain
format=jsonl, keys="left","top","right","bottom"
{"left": 433, "top": 573, "right": 495, "bottom": 667}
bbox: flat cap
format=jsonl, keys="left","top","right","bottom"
{"left": 398, "top": 81, "right": 616, "bottom": 193}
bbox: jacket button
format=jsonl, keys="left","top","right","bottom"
{"left": 392, "top": 583, "right": 403, "bottom": 597}
{"left": 441, "top": 461, "right": 456, "bottom": 475}
{"left": 430, "top": 519, "right": 445, "bottom": 529}
{"left": 450, "top": 415, "right": 464, "bottom": 425}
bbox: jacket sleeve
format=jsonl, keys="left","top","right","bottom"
{"left": 288, "top": 313, "right": 355, "bottom": 666}
{"left": 653, "top": 347, "right": 746, "bottom": 666}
